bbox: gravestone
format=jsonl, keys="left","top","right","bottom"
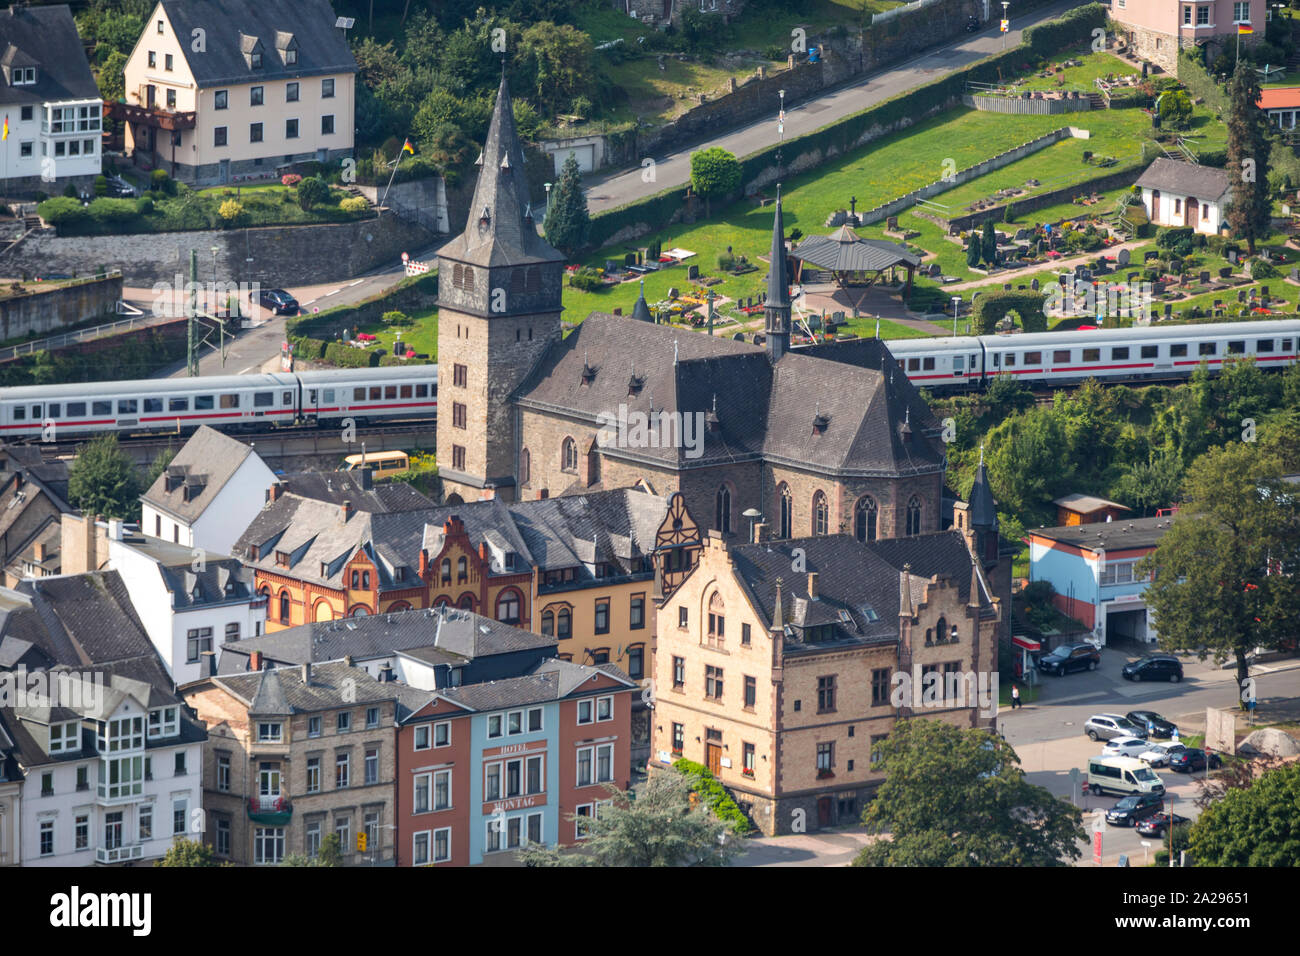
{"left": 1261, "top": 285, "right": 1270, "bottom": 297}
{"left": 1004, "top": 283, "right": 1013, "bottom": 291}
{"left": 1226, "top": 249, "right": 1239, "bottom": 264}
{"left": 1291, "top": 267, "right": 1300, "bottom": 281}
{"left": 1015, "top": 228, "right": 1034, "bottom": 241}
{"left": 1199, "top": 271, "right": 1210, "bottom": 284}
{"left": 1238, "top": 289, "right": 1248, "bottom": 303}
{"left": 1031, "top": 277, "right": 1040, "bottom": 291}
{"left": 1220, "top": 267, "right": 1233, "bottom": 279}
{"left": 929, "top": 263, "right": 942, "bottom": 277}
{"left": 887, "top": 216, "right": 899, "bottom": 230}
{"left": 668, "top": 287, "right": 679, "bottom": 299}
{"left": 1117, "top": 248, "right": 1130, "bottom": 267}
{"left": 1145, "top": 250, "right": 1159, "bottom": 262}
{"left": 1163, "top": 303, "right": 1172, "bottom": 318}
{"left": 687, "top": 264, "right": 699, "bottom": 279}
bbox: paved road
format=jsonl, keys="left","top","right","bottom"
{"left": 583, "top": 0, "right": 1085, "bottom": 213}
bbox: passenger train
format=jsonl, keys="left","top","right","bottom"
{"left": 0, "top": 365, "right": 437, "bottom": 440}
{"left": 884, "top": 320, "right": 1300, "bottom": 390}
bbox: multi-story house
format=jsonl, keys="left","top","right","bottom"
{"left": 0, "top": 4, "right": 102, "bottom": 196}
{"left": 140, "top": 426, "right": 278, "bottom": 555}
{"left": 0, "top": 721, "right": 19, "bottom": 865}
{"left": 183, "top": 659, "right": 398, "bottom": 865}
{"left": 0, "top": 445, "right": 74, "bottom": 586}
{"left": 1109, "top": 0, "right": 1263, "bottom": 75}
{"left": 105, "top": 528, "right": 266, "bottom": 684}
{"left": 395, "top": 657, "right": 637, "bottom": 866}
{"left": 115, "top": 0, "right": 357, "bottom": 184}
{"left": 653, "top": 524, "right": 1002, "bottom": 836}
{"left": 0, "top": 671, "right": 206, "bottom": 866}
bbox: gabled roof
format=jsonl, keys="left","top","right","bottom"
{"left": 1258, "top": 87, "right": 1300, "bottom": 110}
{"left": 10, "top": 571, "right": 164, "bottom": 671}
{"left": 410, "top": 658, "right": 634, "bottom": 715}
{"left": 0, "top": 5, "right": 99, "bottom": 108}
{"left": 114, "top": 534, "right": 256, "bottom": 609}
{"left": 1134, "top": 157, "right": 1231, "bottom": 202}
{"left": 275, "top": 471, "right": 435, "bottom": 512}
{"left": 140, "top": 426, "right": 263, "bottom": 524}
{"left": 208, "top": 660, "right": 396, "bottom": 712}
{"left": 155, "top": 0, "right": 357, "bottom": 86}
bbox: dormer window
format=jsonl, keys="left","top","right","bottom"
{"left": 251, "top": 52, "right": 262, "bottom": 68}
{"left": 276, "top": 33, "right": 299, "bottom": 66}
{"left": 285, "top": 48, "right": 297, "bottom": 64}
{"left": 813, "top": 411, "right": 830, "bottom": 434}
{"left": 147, "top": 707, "right": 179, "bottom": 739}
{"left": 48, "top": 720, "right": 79, "bottom": 754}
{"left": 191, "top": 584, "right": 202, "bottom": 601}
{"left": 7, "top": 66, "right": 37, "bottom": 86}
{"left": 274, "top": 549, "right": 289, "bottom": 568}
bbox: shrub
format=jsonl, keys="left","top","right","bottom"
{"left": 381, "top": 310, "right": 410, "bottom": 326}
{"left": 567, "top": 266, "right": 603, "bottom": 291}
{"left": 217, "top": 198, "right": 244, "bottom": 225}
{"left": 290, "top": 336, "right": 327, "bottom": 359}
{"left": 93, "top": 175, "right": 109, "bottom": 197}
{"left": 323, "top": 341, "right": 381, "bottom": 367}
{"left": 339, "top": 196, "right": 368, "bottom": 214}
{"left": 37, "top": 196, "right": 89, "bottom": 228}
{"left": 1156, "top": 226, "right": 1195, "bottom": 249}
{"left": 672, "top": 759, "right": 753, "bottom": 835}
{"left": 296, "top": 176, "right": 331, "bottom": 211}
{"left": 63, "top": 182, "right": 79, "bottom": 199}
{"left": 87, "top": 197, "right": 138, "bottom": 225}
{"left": 717, "top": 251, "right": 736, "bottom": 271}
{"left": 135, "top": 196, "right": 154, "bottom": 215}
{"left": 1250, "top": 258, "right": 1279, "bottom": 278}
{"left": 281, "top": 174, "right": 303, "bottom": 187}
{"left": 150, "top": 168, "right": 176, "bottom": 196}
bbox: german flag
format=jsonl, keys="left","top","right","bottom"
{"left": 402, "top": 139, "right": 415, "bottom": 154}
{"left": 1238, "top": 23, "right": 1254, "bottom": 34}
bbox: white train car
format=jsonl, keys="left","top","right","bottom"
{"left": 0, "top": 373, "right": 299, "bottom": 439}
{"left": 297, "top": 365, "right": 437, "bottom": 425}
{"left": 884, "top": 336, "right": 986, "bottom": 388}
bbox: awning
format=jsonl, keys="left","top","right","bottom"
{"left": 1012, "top": 635, "right": 1041, "bottom": 651}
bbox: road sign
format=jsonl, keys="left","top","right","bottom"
{"left": 1000, "top": 19, "right": 1008, "bottom": 31}
{"left": 356, "top": 831, "right": 367, "bottom": 853}
{"left": 1093, "top": 830, "right": 1102, "bottom": 864}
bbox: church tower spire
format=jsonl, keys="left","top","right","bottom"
{"left": 436, "top": 72, "right": 565, "bottom": 505}
{"left": 764, "top": 185, "right": 792, "bottom": 363}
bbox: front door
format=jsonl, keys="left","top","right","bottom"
{"left": 705, "top": 744, "right": 722, "bottom": 777}
{"left": 219, "top": 159, "right": 230, "bottom": 184}
{"left": 1150, "top": 189, "right": 1160, "bottom": 221}
{"left": 1185, "top": 198, "right": 1198, "bottom": 229}
{"left": 817, "top": 796, "right": 833, "bottom": 827}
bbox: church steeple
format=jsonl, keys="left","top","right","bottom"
{"left": 764, "top": 185, "right": 792, "bottom": 363}
{"left": 970, "top": 445, "right": 998, "bottom": 532}
{"left": 631, "top": 279, "right": 654, "bottom": 322}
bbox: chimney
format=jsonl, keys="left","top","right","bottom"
{"left": 301, "top": 662, "right": 311, "bottom": 685}
{"left": 359, "top": 467, "right": 373, "bottom": 491}
{"left": 200, "top": 650, "right": 217, "bottom": 677}
{"left": 249, "top": 650, "right": 263, "bottom": 671}
{"left": 33, "top": 540, "right": 44, "bottom": 562}
{"left": 479, "top": 541, "right": 490, "bottom": 562}
{"left": 752, "top": 521, "right": 767, "bottom": 544}
{"left": 108, "top": 519, "right": 124, "bottom": 541}
{"left": 267, "top": 481, "right": 283, "bottom": 502}
{"left": 807, "top": 571, "right": 819, "bottom": 601}
{"left": 343, "top": 654, "right": 354, "bottom": 668}
{"left": 341, "top": 499, "right": 353, "bottom": 522}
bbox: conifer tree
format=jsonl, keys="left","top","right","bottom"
{"left": 543, "top": 153, "right": 590, "bottom": 258}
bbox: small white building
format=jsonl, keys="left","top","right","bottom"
{"left": 0, "top": 4, "right": 103, "bottom": 195}
{"left": 1134, "top": 157, "right": 1231, "bottom": 236}
{"left": 139, "top": 426, "right": 277, "bottom": 555}
{"left": 109, "top": 530, "right": 266, "bottom": 685}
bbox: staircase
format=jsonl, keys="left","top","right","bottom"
{"left": 1087, "top": 91, "right": 1106, "bottom": 109}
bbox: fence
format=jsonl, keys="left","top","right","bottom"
{"left": 963, "top": 93, "right": 1092, "bottom": 114}
{"left": 874, "top": 0, "right": 945, "bottom": 25}
{"left": 0, "top": 311, "right": 177, "bottom": 362}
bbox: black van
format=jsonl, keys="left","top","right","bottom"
{"left": 1122, "top": 655, "right": 1183, "bottom": 683}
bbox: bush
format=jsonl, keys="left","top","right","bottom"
{"left": 135, "top": 196, "right": 154, "bottom": 215}
{"left": 37, "top": 196, "right": 89, "bottom": 228}
{"left": 296, "top": 176, "right": 331, "bottom": 211}
{"left": 217, "top": 198, "right": 244, "bottom": 225}
{"left": 339, "top": 196, "right": 368, "bottom": 214}
{"left": 672, "top": 759, "right": 753, "bottom": 835}
{"left": 1250, "top": 258, "right": 1279, "bottom": 278}
{"left": 93, "top": 175, "right": 109, "bottom": 197}
{"left": 150, "top": 168, "right": 176, "bottom": 196}
{"left": 87, "top": 197, "right": 138, "bottom": 225}
{"left": 1156, "top": 226, "right": 1195, "bottom": 249}
{"left": 717, "top": 251, "right": 736, "bottom": 271}
{"left": 323, "top": 341, "right": 381, "bottom": 367}
{"left": 290, "top": 336, "right": 327, "bottom": 359}
{"left": 568, "top": 267, "right": 603, "bottom": 291}
{"left": 281, "top": 174, "right": 302, "bottom": 187}
{"left": 63, "top": 182, "right": 79, "bottom": 199}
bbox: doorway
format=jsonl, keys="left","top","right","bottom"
{"left": 1185, "top": 198, "right": 1199, "bottom": 229}
{"left": 706, "top": 743, "right": 722, "bottom": 777}
{"left": 1150, "top": 189, "right": 1160, "bottom": 221}
{"left": 817, "top": 796, "right": 832, "bottom": 827}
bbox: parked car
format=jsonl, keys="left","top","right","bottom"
{"left": 105, "top": 175, "right": 136, "bottom": 198}
{"left": 1122, "top": 655, "right": 1183, "bottom": 683}
{"left": 1038, "top": 641, "right": 1101, "bottom": 676}
{"left": 250, "top": 288, "right": 299, "bottom": 315}
{"left": 1138, "top": 742, "right": 1187, "bottom": 768}
{"left": 1106, "top": 791, "right": 1165, "bottom": 827}
{"left": 1127, "top": 710, "right": 1179, "bottom": 739}
{"left": 1135, "top": 811, "right": 1191, "bottom": 838}
{"left": 1102, "top": 735, "right": 1150, "bottom": 759}
{"left": 1169, "top": 748, "right": 1222, "bottom": 773}
{"left": 1085, "top": 713, "right": 1149, "bottom": 741}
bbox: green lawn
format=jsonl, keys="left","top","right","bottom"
{"left": 1012, "top": 51, "right": 1139, "bottom": 92}
{"left": 353, "top": 307, "right": 438, "bottom": 361}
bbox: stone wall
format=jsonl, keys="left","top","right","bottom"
{"left": 0, "top": 215, "right": 435, "bottom": 287}
{"left": 0, "top": 273, "right": 123, "bottom": 342}
{"left": 938, "top": 165, "right": 1145, "bottom": 232}
{"left": 964, "top": 93, "right": 1093, "bottom": 114}
{"left": 358, "top": 178, "right": 450, "bottom": 235}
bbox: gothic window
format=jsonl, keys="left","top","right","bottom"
{"left": 542, "top": 609, "right": 554, "bottom": 637}
{"left": 510, "top": 269, "right": 525, "bottom": 294}
{"left": 906, "top": 496, "right": 922, "bottom": 536}
{"left": 588, "top": 444, "right": 601, "bottom": 485}
{"left": 813, "top": 491, "right": 828, "bottom": 536}
{"left": 496, "top": 589, "right": 521, "bottom": 624}
{"left": 520, "top": 448, "right": 530, "bottom": 486}
{"left": 778, "top": 483, "right": 792, "bottom": 540}
{"left": 562, "top": 437, "right": 578, "bottom": 473}
{"left": 936, "top": 615, "right": 948, "bottom": 645}
{"left": 525, "top": 267, "right": 541, "bottom": 294}
{"left": 715, "top": 485, "right": 732, "bottom": 535}
{"left": 278, "top": 590, "right": 290, "bottom": 622}
{"left": 452, "top": 264, "right": 463, "bottom": 289}
{"left": 854, "top": 496, "right": 877, "bottom": 543}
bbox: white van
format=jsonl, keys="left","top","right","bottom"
{"left": 1087, "top": 756, "right": 1166, "bottom": 797}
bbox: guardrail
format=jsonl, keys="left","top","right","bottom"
{"left": 0, "top": 311, "right": 182, "bottom": 363}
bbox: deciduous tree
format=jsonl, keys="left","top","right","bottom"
{"left": 68, "top": 434, "right": 140, "bottom": 520}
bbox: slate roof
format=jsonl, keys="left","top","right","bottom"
{"left": 766, "top": 188, "right": 792, "bottom": 309}
{"left": 0, "top": 5, "right": 99, "bottom": 108}
{"left": 868, "top": 530, "right": 996, "bottom": 611}
{"left": 11, "top": 571, "right": 164, "bottom": 671}
{"left": 1028, "top": 515, "right": 1176, "bottom": 552}
{"left": 219, "top": 604, "right": 555, "bottom": 671}
{"left": 114, "top": 534, "right": 256, "bottom": 609}
{"left": 275, "top": 471, "right": 435, "bottom": 512}
{"left": 515, "top": 314, "right": 945, "bottom": 477}
{"left": 969, "top": 455, "right": 999, "bottom": 530}
{"left": 156, "top": 0, "right": 358, "bottom": 87}
{"left": 410, "top": 658, "right": 634, "bottom": 715}
{"left": 209, "top": 660, "right": 396, "bottom": 712}
{"left": 792, "top": 226, "right": 922, "bottom": 273}
{"left": 140, "top": 426, "right": 258, "bottom": 523}
{"left": 437, "top": 73, "right": 563, "bottom": 269}
{"left": 631, "top": 280, "right": 654, "bottom": 322}
{"left": 1134, "top": 157, "right": 1231, "bottom": 202}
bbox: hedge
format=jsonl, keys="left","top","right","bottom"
{"left": 672, "top": 758, "right": 753, "bottom": 835}
{"left": 323, "top": 341, "right": 382, "bottom": 367}
{"left": 586, "top": 4, "right": 1109, "bottom": 251}
{"left": 287, "top": 271, "right": 438, "bottom": 342}
{"left": 973, "top": 291, "right": 1047, "bottom": 334}
{"left": 1176, "top": 49, "right": 1230, "bottom": 118}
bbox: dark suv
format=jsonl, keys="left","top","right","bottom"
{"left": 1127, "top": 710, "right": 1178, "bottom": 739}
{"left": 1038, "top": 642, "right": 1101, "bottom": 676}
{"left": 1106, "top": 792, "right": 1165, "bottom": 827}
{"left": 1122, "top": 655, "right": 1183, "bottom": 683}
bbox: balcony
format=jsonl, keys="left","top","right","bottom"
{"left": 96, "top": 844, "right": 144, "bottom": 864}
{"left": 247, "top": 794, "right": 294, "bottom": 825}
{"left": 104, "top": 98, "right": 196, "bottom": 131}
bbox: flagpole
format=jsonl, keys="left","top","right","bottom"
{"left": 378, "top": 142, "right": 408, "bottom": 219}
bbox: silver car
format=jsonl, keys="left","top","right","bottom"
{"left": 1138, "top": 742, "right": 1187, "bottom": 768}
{"left": 1085, "top": 713, "right": 1149, "bottom": 741}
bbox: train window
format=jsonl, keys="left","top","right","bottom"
{"left": 1256, "top": 339, "right": 1274, "bottom": 353}
{"left": 1024, "top": 351, "right": 1042, "bottom": 365}
{"left": 323, "top": 389, "right": 334, "bottom": 403}
{"left": 416, "top": 384, "right": 428, "bottom": 398}
{"left": 29, "top": 405, "right": 41, "bottom": 419}
{"left": 369, "top": 387, "right": 381, "bottom": 401}
{"left": 385, "top": 386, "right": 397, "bottom": 400}
{"left": 170, "top": 397, "right": 189, "bottom": 412}
{"left": 354, "top": 388, "right": 365, "bottom": 401}
{"left": 1004, "top": 354, "right": 1016, "bottom": 367}
{"left": 1283, "top": 338, "right": 1294, "bottom": 352}
{"left": 922, "top": 357, "right": 935, "bottom": 371}
{"left": 12, "top": 407, "right": 24, "bottom": 421}
{"left": 93, "top": 401, "right": 112, "bottom": 416}
{"left": 195, "top": 396, "right": 214, "bottom": 410}
{"left": 307, "top": 390, "right": 317, "bottom": 404}
{"left": 144, "top": 398, "right": 162, "bottom": 413}
{"left": 400, "top": 385, "right": 412, "bottom": 399}
{"left": 47, "top": 404, "right": 60, "bottom": 418}
{"left": 117, "top": 399, "right": 137, "bottom": 414}
{"left": 219, "top": 394, "right": 240, "bottom": 409}
{"left": 907, "top": 358, "right": 920, "bottom": 371}
{"left": 1170, "top": 344, "right": 1188, "bottom": 357}
{"left": 991, "top": 353, "right": 1000, "bottom": 367}
{"left": 1082, "top": 348, "right": 1100, "bottom": 363}
{"left": 1111, "top": 347, "right": 1129, "bottom": 360}
{"left": 953, "top": 356, "right": 964, "bottom": 371}
{"left": 1227, "top": 341, "right": 1245, "bottom": 354}
{"left": 1198, "top": 343, "right": 1216, "bottom": 356}
{"left": 254, "top": 392, "right": 274, "bottom": 408}
{"left": 283, "top": 391, "right": 293, "bottom": 404}
{"left": 897, "top": 359, "right": 905, "bottom": 370}
{"left": 67, "top": 402, "right": 85, "bottom": 416}
{"left": 1053, "top": 350, "right": 1071, "bottom": 364}
{"left": 1141, "top": 346, "right": 1159, "bottom": 359}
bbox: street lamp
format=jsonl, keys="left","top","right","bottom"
{"left": 210, "top": 245, "right": 219, "bottom": 315}
{"left": 951, "top": 296, "right": 962, "bottom": 337}
{"left": 544, "top": 182, "right": 552, "bottom": 218}
{"left": 1001, "top": 1, "right": 1009, "bottom": 49}
{"left": 742, "top": 508, "right": 762, "bottom": 543}
{"left": 777, "top": 89, "right": 786, "bottom": 174}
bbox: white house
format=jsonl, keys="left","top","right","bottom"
{"left": 109, "top": 529, "right": 266, "bottom": 685}
{"left": 0, "top": 670, "right": 206, "bottom": 866}
{"left": 1134, "top": 157, "right": 1232, "bottom": 236}
{"left": 140, "top": 426, "right": 277, "bottom": 555}
{"left": 0, "top": 4, "right": 103, "bottom": 195}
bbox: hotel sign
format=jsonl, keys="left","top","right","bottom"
{"left": 486, "top": 796, "right": 541, "bottom": 814}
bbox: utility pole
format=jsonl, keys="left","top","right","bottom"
{"left": 187, "top": 249, "right": 199, "bottom": 377}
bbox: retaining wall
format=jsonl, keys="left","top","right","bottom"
{"left": 963, "top": 93, "right": 1092, "bottom": 114}
{"left": 0, "top": 273, "right": 123, "bottom": 343}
